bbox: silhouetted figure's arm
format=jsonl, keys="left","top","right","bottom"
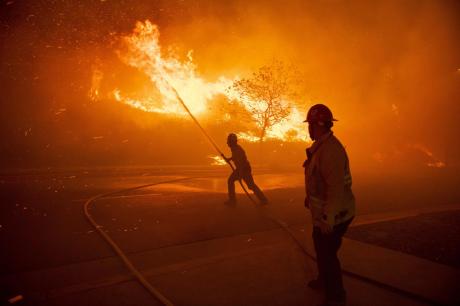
{"left": 221, "top": 153, "right": 232, "bottom": 163}
{"left": 231, "top": 145, "right": 251, "bottom": 171}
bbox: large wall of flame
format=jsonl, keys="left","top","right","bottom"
{"left": 1, "top": 0, "right": 459, "bottom": 171}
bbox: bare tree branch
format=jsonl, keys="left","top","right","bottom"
{"left": 230, "top": 60, "right": 299, "bottom": 142}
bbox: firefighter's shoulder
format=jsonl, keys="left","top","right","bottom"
{"left": 322, "top": 135, "right": 347, "bottom": 159}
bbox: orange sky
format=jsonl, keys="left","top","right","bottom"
{"left": 1, "top": 0, "right": 459, "bottom": 170}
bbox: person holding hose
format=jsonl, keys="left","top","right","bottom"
{"left": 221, "top": 133, "right": 268, "bottom": 205}
{"left": 303, "top": 104, "right": 356, "bottom": 306}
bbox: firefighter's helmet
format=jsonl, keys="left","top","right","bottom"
{"left": 227, "top": 133, "right": 238, "bottom": 144}
{"left": 304, "top": 104, "right": 338, "bottom": 124}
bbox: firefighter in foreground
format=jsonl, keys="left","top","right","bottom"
{"left": 221, "top": 133, "right": 268, "bottom": 205}
{"left": 303, "top": 104, "right": 355, "bottom": 306}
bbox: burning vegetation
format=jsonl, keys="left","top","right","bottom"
{"left": 111, "top": 21, "right": 307, "bottom": 143}
{"left": 0, "top": 1, "right": 459, "bottom": 170}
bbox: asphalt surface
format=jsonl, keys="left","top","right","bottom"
{"left": 1, "top": 166, "right": 459, "bottom": 305}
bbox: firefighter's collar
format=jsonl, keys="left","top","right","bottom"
{"left": 308, "top": 131, "right": 333, "bottom": 156}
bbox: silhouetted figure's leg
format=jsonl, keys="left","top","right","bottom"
{"left": 243, "top": 172, "right": 268, "bottom": 204}
{"left": 227, "top": 171, "right": 239, "bottom": 202}
{"left": 312, "top": 226, "right": 326, "bottom": 287}
{"left": 315, "top": 218, "right": 352, "bottom": 304}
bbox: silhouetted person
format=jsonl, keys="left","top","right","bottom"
{"left": 221, "top": 133, "right": 268, "bottom": 205}
{"left": 303, "top": 104, "right": 355, "bottom": 306}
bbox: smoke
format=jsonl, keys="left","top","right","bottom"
{"left": 1, "top": 0, "right": 459, "bottom": 169}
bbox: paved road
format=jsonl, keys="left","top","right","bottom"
{"left": 1, "top": 166, "right": 458, "bottom": 305}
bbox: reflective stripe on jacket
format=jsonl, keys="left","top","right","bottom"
{"left": 303, "top": 132, "right": 355, "bottom": 226}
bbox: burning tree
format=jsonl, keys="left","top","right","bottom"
{"left": 230, "top": 60, "right": 299, "bottom": 142}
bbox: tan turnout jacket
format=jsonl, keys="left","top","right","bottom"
{"left": 303, "top": 132, "right": 355, "bottom": 227}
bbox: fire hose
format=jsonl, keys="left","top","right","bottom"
{"left": 171, "top": 87, "right": 445, "bottom": 306}
{"left": 83, "top": 178, "right": 197, "bottom": 306}
{"left": 83, "top": 85, "right": 441, "bottom": 306}
{"left": 83, "top": 85, "right": 258, "bottom": 306}
{"left": 83, "top": 176, "right": 443, "bottom": 306}
{"left": 159, "top": 86, "right": 443, "bottom": 306}
{"left": 170, "top": 87, "right": 256, "bottom": 205}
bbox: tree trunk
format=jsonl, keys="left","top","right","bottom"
{"left": 259, "top": 116, "right": 269, "bottom": 142}
{"left": 259, "top": 123, "right": 268, "bottom": 142}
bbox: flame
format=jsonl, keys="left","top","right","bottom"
{"left": 266, "top": 107, "right": 308, "bottom": 141}
{"left": 236, "top": 132, "right": 261, "bottom": 142}
{"left": 114, "top": 88, "right": 169, "bottom": 114}
{"left": 116, "top": 21, "right": 232, "bottom": 115}
{"left": 373, "top": 144, "right": 446, "bottom": 168}
{"left": 89, "top": 67, "right": 103, "bottom": 101}
{"left": 209, "top": 155, "right": 227, "bottom": 166}
{"left": 111, "top": 20, "right": 309, "bottom": 142}
{"left": 409, "top": 143, "right": 446, "bottom": 168}
{"left": 427, "top": 161, "right": 446, "bottom": 168}
{"left": 234, "top": 110, "right": 307, "bottom": 142}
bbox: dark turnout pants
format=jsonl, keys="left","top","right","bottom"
{"left": 313, "top": 217, "right": 353, "bottom": 303}
{"left": 227, "top": 169, "right": 267, "bottom": 203}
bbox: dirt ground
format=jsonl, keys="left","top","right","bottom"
{"left": 346, "top": 209, "right": 460, "bottom": 269}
